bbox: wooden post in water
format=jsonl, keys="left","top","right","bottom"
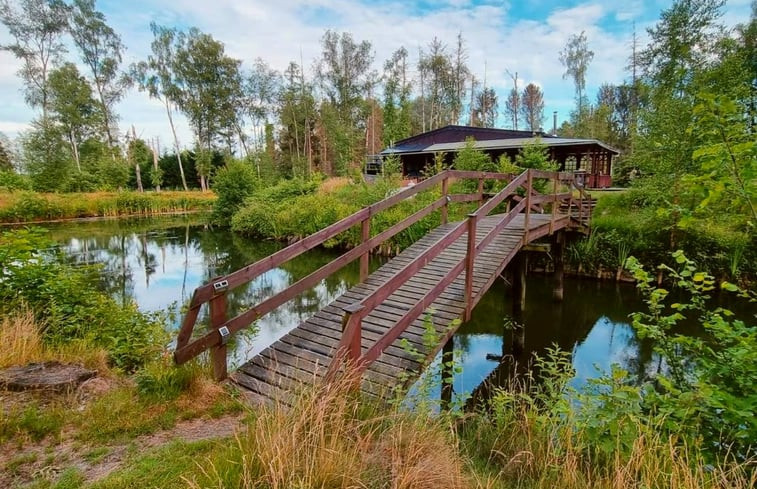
{"left": 441, "top": 175, "right": 449, "bottom": 225}
{"left": 553, "top": 232, "right": 565, "bottom": 302}
{"left": 209, "top": 288, "right": 228, "bottom": 381}
{"left": 440, "top": 336, "right": 454, "bottom": 410}
{"left": 511, "top": 253, "right": 527, "bottom": 357}
{"left": 360, "top": 213, "right": 371, "bottom": 282}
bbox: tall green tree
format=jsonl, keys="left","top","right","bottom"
{"left": 47, "top": 62, "right": 100, "bottom": 172}
{"left": 278, "top": 61, "right": 315, "bottom": 178}
{"left": 504, "top": 87, "right": 520, "bottom": 130}
{"left": 132, "top": 23, "right": 188, "bottom": 190}
{"left": 172, "top": 28, "right": 242, "bottom": 190}
{"left": 242, "top": 58, "right": 281, "bottom": 155}
{"left": 316, "top": 30, "right": 375, "bottom": 174}
{"left": 382, "top": 46, "right": 412, "bottom": 146}
{"left": 0, "top": 0, "right": 69, "bottom": 122}
{"left": 472, "top": 87, "right": 498, "bottom": 128}
{"left": 559, "top": 31, "right": 594, "bottom": 117}
{"left": 69, "top": 0, "right": 130, "bottom": 148}
{"left": 417, "top": 38, "right": 456, "bottom": 131}
{"left": 0, "top": 133, "right": 13, "bottom": 171}
{"left": 520, "top": 83, "right": 545, "bottom": 132}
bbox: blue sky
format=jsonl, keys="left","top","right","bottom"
{"left": 0, "top": 0, "right": 752, "bottom": 149}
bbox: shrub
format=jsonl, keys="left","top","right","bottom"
{"left": 136, "top": 357, "right": 202, "bottom": 400}
{"left": 0, "top": 170, "right": 32, "bottom": 190}
{"left": 211, "top": 160, "right": 260, "bottom": 223}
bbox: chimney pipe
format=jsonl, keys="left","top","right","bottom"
{"left": 553, "top": 111, "right": 558, "bottom": 136}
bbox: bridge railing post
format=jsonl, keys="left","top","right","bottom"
{"left": 550, "top": 172, "right": 558, "bottom": 234}
{"left": 477, "top": 176, "right": 485, "bottom": 207}
{"left": 441, "top": 175, "right": 449, "bottom": 225}
{"left": 341, "top": 303, "right": 364, "bottom": 371}
{"left": 464, "top": 213, "right": 477, "bottom": 321}
{"left": 523, "top": 170, "right": 533, "bottom": 245}
{"left": 209, "top": 286, "right": 229, "bottom": 381}
{"left": 360, "top": 211, "right": 371, "bottom": 282}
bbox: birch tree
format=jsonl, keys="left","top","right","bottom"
{"left": 132, "top": 23, "right": 188, "bottom": 190}
{"left": 69, "top": 0, "right": 130, "bottom": 148}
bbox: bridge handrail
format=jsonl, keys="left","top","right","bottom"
{"left": 173, "top": 169, "right": 515, "bottom": 376}
{"left": 328, "top": 169, "right": 580, "bottom": 377}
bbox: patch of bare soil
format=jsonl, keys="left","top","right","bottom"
{"left": 0, "top": 381, "right": 245, "bottom": 488}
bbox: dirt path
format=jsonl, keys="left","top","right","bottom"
{"left": 1, "top": 413, "right": 245, "bottom": 488}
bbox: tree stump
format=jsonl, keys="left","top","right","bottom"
{"left": 0, "top": 362, "right": 96, "bottom": 393}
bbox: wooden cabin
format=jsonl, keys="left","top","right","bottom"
{"left": 373, "top": 125, "right": 619, "bottom": 188}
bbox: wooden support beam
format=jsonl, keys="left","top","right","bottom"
{"left": 522, "top": 243, "right": 551, "bottom": 253}
{"left": 511, "top": 253, "right": 527, "bottom": 358}
{"left": 209, "top": 291, "right": 228, "bottom": 381}
{"left": 440, "top": 337, "right": 454, "bottom": 410}
{"left": 553, "top": 232, "right": 564, "bottom": 302}
{"left": 441, "top": 176, "right": 449, "bottom": 225}
{"left": 360, "top": 214, "right": 371, "bottom": 282}
{"left": 464, "top": 215, "right": 477, "bottom": 321}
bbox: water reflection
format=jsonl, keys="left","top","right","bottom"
{"left": 408, "top": 275, "right": 656, "bottom": 407}
{"left": 46, "top": 215, "right": 378, "bottom": 366}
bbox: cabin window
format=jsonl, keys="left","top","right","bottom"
{"left": 564, "top": 156, "right": 578, "bottom": 171}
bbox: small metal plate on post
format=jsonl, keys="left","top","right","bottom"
{"left": 218, "top": 325, "right": 230, "bottom": 345}
{"left": 213, "top": 280, "right": 229, "bottom": 293}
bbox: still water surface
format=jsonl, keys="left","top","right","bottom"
{"left": 44, "top": 215, "right": 659, "bottom": 403}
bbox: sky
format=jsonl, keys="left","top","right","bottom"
{"left": 0, "top": 0, "right": 753, "bottom": 150}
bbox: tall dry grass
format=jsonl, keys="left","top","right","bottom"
{"left": 0, "top": 308, "right": 109, "bottom": 372}
{"left": 0, "top": 309, "right": 43, "bottom": 368}
{"left": 462, "top": 395, "right": 756, "bottom": 489}
{"left": 187, "top": 373, "right": 470, "bottom": 489}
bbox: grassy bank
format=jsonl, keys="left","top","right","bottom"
{"left": 0, "top": 190, "right": 216, "bottom": 224}
{"left": 228, "top": 175, "right": 461, "bottom": 254}
{"left": 566, "top": 189, "right": 756, "bottom": 284}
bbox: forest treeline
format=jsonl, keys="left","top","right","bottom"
{"left": 0, "top": 0, "right": 699, "bottom": 192}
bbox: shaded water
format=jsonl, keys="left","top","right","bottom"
{"left": 43, "top": 215, "right": 677, "bottom": 401}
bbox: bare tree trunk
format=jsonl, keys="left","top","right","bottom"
{"left": 131, "top": 126, "right": 144, "bottom": 193}
{"left": 69, "top": 131, "right": 81, "bottom": 172}
{"left": 236, "top": 123, "right": 249, "bottom": 158}
{"left": 151, "top": 138, "right": 161, "bottom": 192}
{"left": 165, "top": 100, "right": 188, "bottom": 191}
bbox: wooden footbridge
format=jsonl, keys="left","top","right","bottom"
{"left": 173, "top": 169, "right": 592, "bottom": 404}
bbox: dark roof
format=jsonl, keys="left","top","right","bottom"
{"left": 381, "top": 125, "right": 619, "bottom": 156}
{"left": 387, "top": 125, "right": 553, "bottom": 152}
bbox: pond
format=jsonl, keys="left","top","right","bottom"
{"left": 41, "top": 215, "right": 681, "bottom": 404}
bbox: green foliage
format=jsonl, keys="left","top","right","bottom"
{"left": 135, "top": 358, "right": 202, "bottom": 400}
{"left": 626, "top": 252, "right": 757, "bottom": 460}
{"left": 687, "top": 93, "right": 756, "bottom": 226}
{"left": 380, "top": 154, "right": 402, "bottom": 178}
{"left": 452, "top": 138, "right": 495, "bottom": 172}
{"left": 513, "top": 139, "right": 558, "bottom": 171}
{"left": 211, "top": 160, "right": 260, "bottom": 223}
{"left": 0, "top": 228, "right": 168, "bottom": 371}
{"left": 0, "top": 170, "right": 32, "bottom": 190}
{"left": 230, "top": 176, "right": 444, "bottom": 253}
{"left": 22, "top": 122, "right": 73, "bottom": 192}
